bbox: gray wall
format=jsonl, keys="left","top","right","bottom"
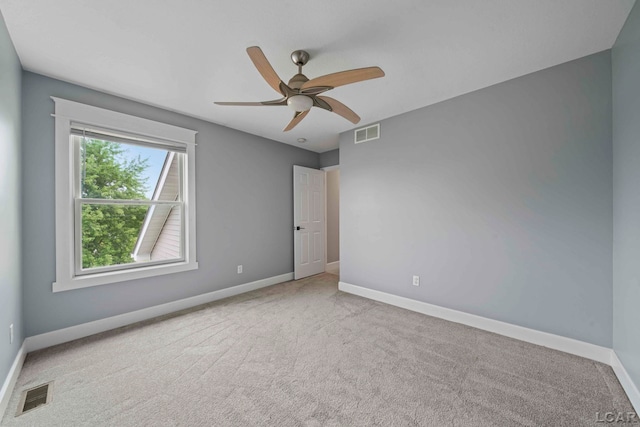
{"left": 0, "top": 11, "right": 22, "bottom": 390}
{"left": 340, "top": 51, "right": 613, "bottom": 347}
{"left": 319, "top": 149, "right": 339, "bottom": 168}
{"left": 21, "top": 72, "right": 318, "bottom": 336}
{"left": 613, "top": 1, "right": 640, "bottom": 394}
{"left": 326, "top": 169, "right": 340, "bottom": 264}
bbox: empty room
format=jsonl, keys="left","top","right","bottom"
{"left": 1, "top": 1, "right": 639, "bottom": 425}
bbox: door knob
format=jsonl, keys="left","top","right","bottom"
{"left": 295, "top": 226, "right": 305, "bottom": 231}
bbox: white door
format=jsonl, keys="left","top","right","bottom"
{"left": 294, "top": 165, "right": 325, "bottom": 280}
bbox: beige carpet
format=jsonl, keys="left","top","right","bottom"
{"left": 2, "top": 274, "right": 634, "bottom": 426}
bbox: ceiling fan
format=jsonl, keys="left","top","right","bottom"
{"left": 215, "top": 47, "right": 385, "bottom": 132}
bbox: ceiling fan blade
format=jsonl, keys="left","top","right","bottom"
{"left": 301, "top": 67, "right": 385, "bottom": 90}
{"left": 214, "top": 98, "right": 286, "bottom": 106}
{"left": 283, "top": 110, "right": 309, "bottom": 132}
{"left": 317, "top": 96, "right": 361, "bottom": 124}
{"left": 246, "top": 46, "right": 285, "bottom": 95}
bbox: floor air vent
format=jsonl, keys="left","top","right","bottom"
{"left": 16, "top": 382, "right": 53, "bottom": 416}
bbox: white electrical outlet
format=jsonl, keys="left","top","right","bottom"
{"left": 412, "top": 275, "right": 420, "bottom": 286}
{"left": 237, "top": 265, "right": 243, "bottom": 274}
{"left": 9, "top": 324, "right": 14, "bottom": 344}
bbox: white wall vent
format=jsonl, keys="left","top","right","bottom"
{"left": 354, "top": 123, "right": 380, "bottom": 144}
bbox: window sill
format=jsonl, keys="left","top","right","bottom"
{"left": 53, "top": 261, "right": 199, "bottom": 292}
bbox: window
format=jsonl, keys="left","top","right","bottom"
{"left": 53, "top": 98, "right": 198, "bottom": 292}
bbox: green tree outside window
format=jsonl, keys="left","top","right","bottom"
{"left": 80, "top": 139, "right": 149, "bottom": 269}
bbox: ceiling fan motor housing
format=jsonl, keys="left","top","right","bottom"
{"left": 288, "top": 73, "right": 309, "bottom": 90}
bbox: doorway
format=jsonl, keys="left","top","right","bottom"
{"left": 293, "top": 165, "right": 326, "bottom": 280}
{"left": 324, "top": 166, "right": 340, "bottom": 276}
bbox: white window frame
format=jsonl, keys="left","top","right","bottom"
{"left": 52, "top": 97, "right": 198, "bottom": 292}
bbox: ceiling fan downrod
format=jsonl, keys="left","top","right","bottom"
{"left": 288, "top": 50, "right": 310, "bottom": 89}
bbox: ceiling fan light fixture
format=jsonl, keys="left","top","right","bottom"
{"left": 287, "top": 95, "right": 313, "bottom": 112}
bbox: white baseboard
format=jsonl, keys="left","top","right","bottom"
{"left": 325, "top": 261, "right": 340, "bottom": 275}
{"left": 338, "top": 281, "right": 612, "bottom": 365}
{"left": 25, "top": 272, "right": 293, "bottom": 352}
{"left": 0, "top": 343, "right": 26, "bottom": 421}
{"left": 611, "top": 352, "right": 640, "bottom": 413}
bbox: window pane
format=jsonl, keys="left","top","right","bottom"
{"left": 81, "top": 203, "right": 149, "bottom": 269}
{"left": 153, "top": 152, "right": 182, "bottom": 202}
{"left": 78, "top": 136, "right": 173, "bottom": 200}
{"left": 139, "top": 205, "right": 183, "bottom": 262}
{"left": 80, "top": 203, "right": 182, "bottom": 270}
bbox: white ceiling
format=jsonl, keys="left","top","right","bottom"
{"left": 0, "top": 1, "right": 634, "bottom": 153}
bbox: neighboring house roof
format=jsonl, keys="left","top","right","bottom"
{"left": 132, "top": 152, "right": 181, "bottom": 262}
